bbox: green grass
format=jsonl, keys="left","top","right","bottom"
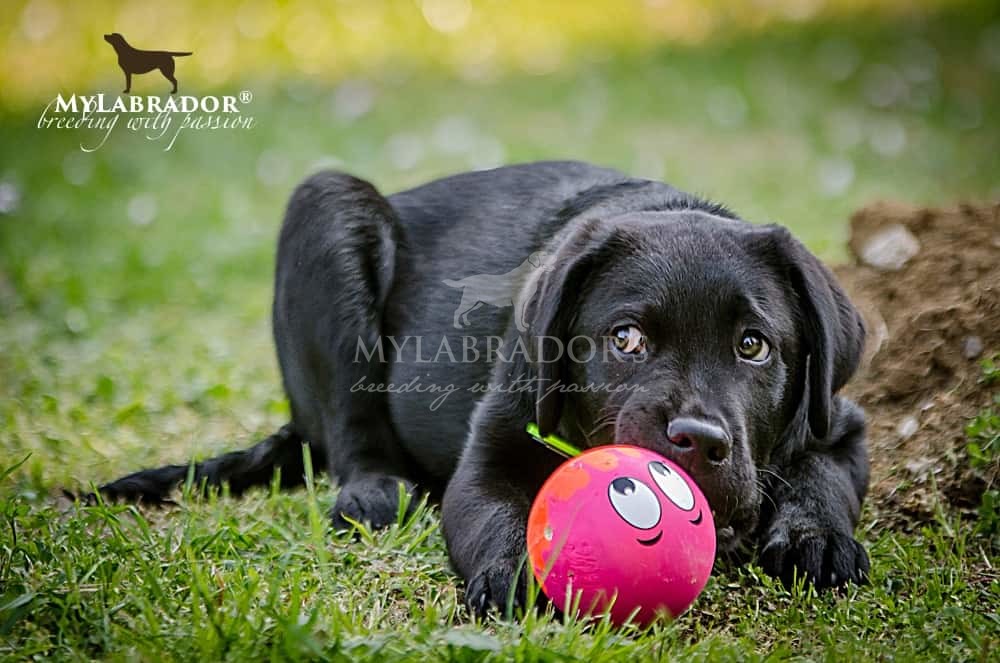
{"left": 2, "top": 470, "right": 998, "bottom": 661}
{"left": 2, "top": 5, "right": 1000, "bottom": 661}
{"left": 967, "top": 356, "right": 1000, "bottom": 542}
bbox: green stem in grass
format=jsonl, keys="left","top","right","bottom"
{"left": 526, "top": 423, "right": 582, "bottom": 458}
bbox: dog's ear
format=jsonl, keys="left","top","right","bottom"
{"left": 753, "top": 226, "right": 865, "bottom": 439}
{"left": 525, "top": 220, "right": 619, "bottom": 436}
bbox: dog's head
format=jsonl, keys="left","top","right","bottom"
{"left": 103, "top": 33, "right": 126, "bottom": 48}
{"left": 526, "top": 210, "right": 864, "bottom": 549}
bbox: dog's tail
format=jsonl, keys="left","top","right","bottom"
{"left": 88, "top": 423, "right": 321, "bottom": 505}
{"left": 442, "top": 278, "right": 465, "bottom": 288}
{"left": 165, "top": 51, "right": 193, "bottom": 57}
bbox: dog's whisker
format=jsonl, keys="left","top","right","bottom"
{"left": 584, "top": 407, "right": 622, "bottom": 443}
{"left": 757, "top": 466, "right": 792, "bottom": 490}
{"left": 584, "top": 420, "right": 614, "bottom": 444}
{"left": 755, "top": 478, "right": 778, "bottom": 511}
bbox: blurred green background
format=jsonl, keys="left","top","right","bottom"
{"left": 1, "top": 0, "right": 999, "bottom": 487}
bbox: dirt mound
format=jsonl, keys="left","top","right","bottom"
{"left": 835, "top": 201, "right": 1000, "bottom": 525}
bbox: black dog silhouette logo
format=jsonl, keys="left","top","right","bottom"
{"left": 442, "top": 251, "right": 555, "bottom": 332}
{"left": 103, "top": 32, "right": 192, "bottom": 94}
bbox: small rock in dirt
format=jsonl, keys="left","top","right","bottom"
{"left": 858, "top": 224, "right": 920, "bottom": 271}
{"left": 897, "top": 416, "right": 919, "bottom": 439}
{"left": 904, "top": 456, "right": 935, "bottom": 477}
{"left": 962, "top": 335, "right": 984, "bottom": 359}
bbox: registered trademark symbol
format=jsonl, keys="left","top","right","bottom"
{"left": 239, "top": 90, "right": 253, "bottom": 104}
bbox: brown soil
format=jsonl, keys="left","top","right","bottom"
{"left": 835, "top": 200, "right": 1000, "bottom": 526}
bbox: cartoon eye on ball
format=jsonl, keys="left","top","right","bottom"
{"left": 607, "top": 461, "right": 704, "bottom": 545}
{"left": 648, "top": 461, "right": 696, "bottom": 511}
{"left": 608, "top": 476, "right": 663, "bottom": 546}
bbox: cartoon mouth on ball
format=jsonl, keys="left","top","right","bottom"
{"left": 689, "top": 509, "right": 704, "bottom": 526}
{"left": 636, "top": 531, "right": 663, "bottom": 546}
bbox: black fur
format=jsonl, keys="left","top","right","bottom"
{"left": 93, "top": 161, "right": 869, "bottom": 615}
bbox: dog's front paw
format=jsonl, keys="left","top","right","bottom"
{"left": 759, "top": 525, "right": 869, "bottom": 589}
{"left": 465, "top": 558, "right": 530, "bottom": 618}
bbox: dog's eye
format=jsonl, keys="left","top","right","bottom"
{"left": 610, "top": 325, "right": 646, "bottom": 355}
{"left": 736, "top": 331, "right": 771, "bottom": 363}
{"left": 608, "top": 477, "right": 661, "bottom": 529}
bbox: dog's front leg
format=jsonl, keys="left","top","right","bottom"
{"left": 122, "top": 68, "right": 131, "bottom": 94}
{"left": 757, "top": 397, "right": 870, "bottom": 589}
{"left": 442, "top": 401, "right": 560, "bottom": 617}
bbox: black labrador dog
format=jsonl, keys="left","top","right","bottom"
{"left": 97, "top": 161, "right": 869, "bottom": 615}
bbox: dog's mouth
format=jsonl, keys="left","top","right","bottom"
{"left": 636, "top": 530, "right": 662, "bottom": 547}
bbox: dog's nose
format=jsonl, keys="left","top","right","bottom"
{"left": 666, "top": 417, "right": 731, "bottom": 464}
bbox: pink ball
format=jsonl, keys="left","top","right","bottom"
{"left": 526, "top": 445, "right": 715, "bottom": 625}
